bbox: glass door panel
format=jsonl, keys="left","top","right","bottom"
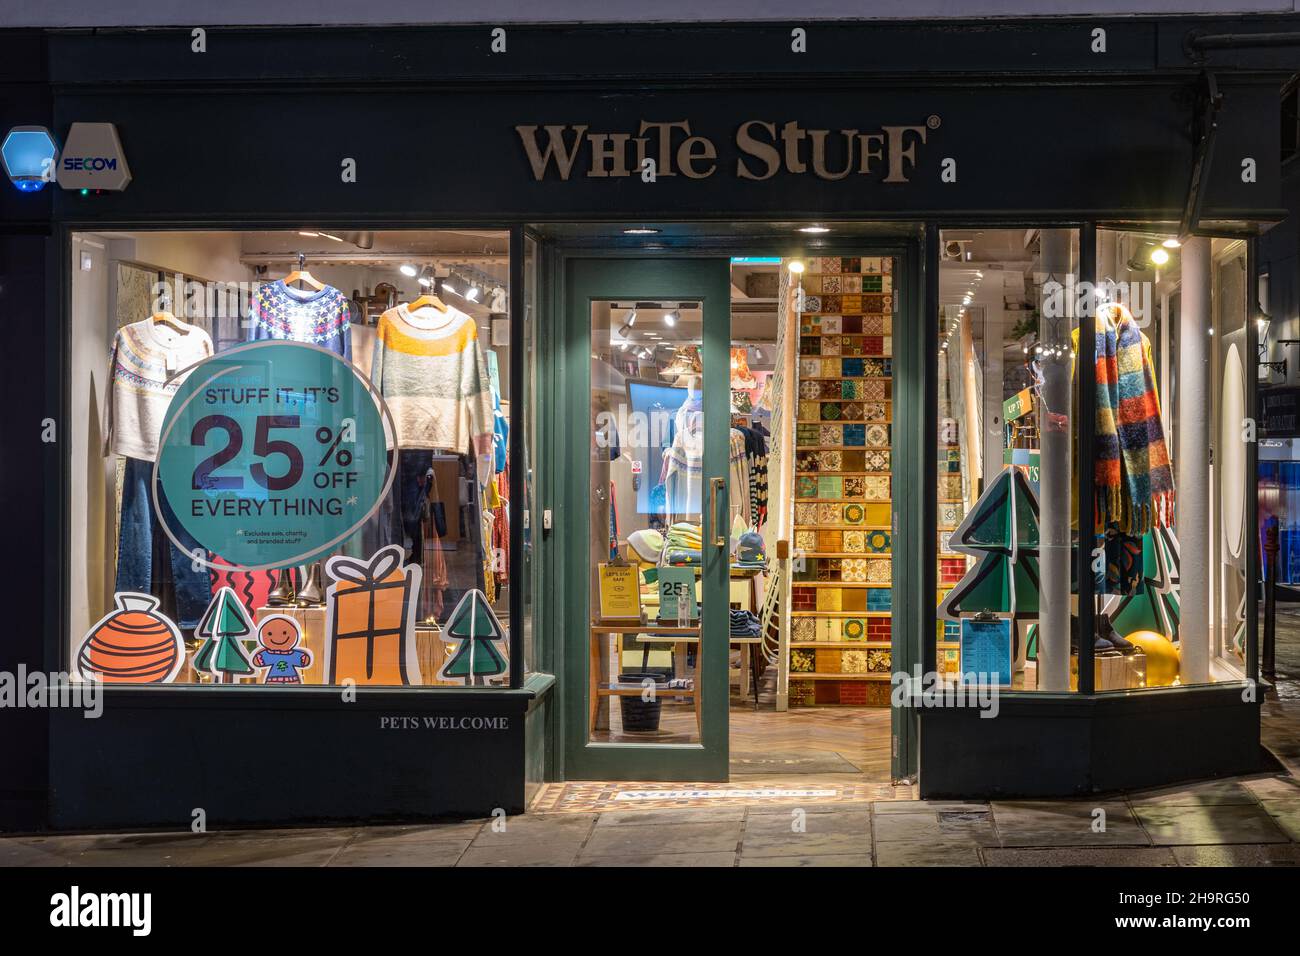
{"left": 565, "top": 258, "right": 731, "bottom": 781}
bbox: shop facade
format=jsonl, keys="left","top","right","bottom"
{"left": 0, "top": 17, "right": 1294, "bottom": 830}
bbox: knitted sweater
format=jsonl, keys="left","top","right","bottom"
{"left": 104, "top": 318, "right": 213, "bottom": 461}
{"left": 371, "top": 304, "right": 495, "bottom": 456}
{"left": 246, "top": 280, "right": 352, "bottom": 359}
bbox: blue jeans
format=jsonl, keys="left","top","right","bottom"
{"left": 115, "top": 456, "right": 210, "bottom": 629}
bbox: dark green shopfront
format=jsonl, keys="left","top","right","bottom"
{"left": 0, "top": 17, "right": 1295, "bottom": 830}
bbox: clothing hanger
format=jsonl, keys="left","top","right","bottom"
{"left": 282, "top": 252, "right": 326, "bottom": 292}
{"left": 150, "top": 275, "right": 189, "bottom": 334}
{"left": 406, "top": 280, "right": 449, "bottom": 314}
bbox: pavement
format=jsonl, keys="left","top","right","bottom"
{"left": 4, "top": 612, "right": 1299, "bottom": 868}
{"left": 1, "top": 694, "right": 1299, "bottom": 867}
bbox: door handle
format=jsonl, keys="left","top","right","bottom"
{"left": 709, "top": 476, "right": 726, "bottom": 548}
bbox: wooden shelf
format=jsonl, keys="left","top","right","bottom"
{"left": 789, "top": 673, "right": 892, "bottom": 681}
{"left": 590, "top": 623, "right": 700, "bottom": 634}
{"left": 791, "top": 611, "right": 891, "bottom": 618}
{"left": 790, "top": 641, "right": 891, "bottom": 648}
{"left": 795, "top": 471, "right": 892, "bottom": 478}
{"left": 790, "top": 581, "right": 884, "bottom": 588}
{"left": 798, "top": 552, "right": 893, "bottom": 559}
{"left": 597, "top": 685, "right": 697, "bottom": 697}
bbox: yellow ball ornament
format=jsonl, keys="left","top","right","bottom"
{"left": 1124, "top": 631, "right": 1180, "bottom": 687}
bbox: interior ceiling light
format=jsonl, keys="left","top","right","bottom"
{"left": 442, "top": 280, "right": 458, "bottom": 296}
{"left": 788, "top": 260, "right": 805, "bottom": 274}
{"left": 298, "top": 231, "right": 319, "bottom": 238}
{"left": 400, "top": 263, "right": 418, "bottom": 277}
{"left": 623, "top": 227, "right": 660, "bottom": 235}
{"left": 1150, "top": 247, "right": 1170, "bottom": 266}
{"left": 1162, "top": 238, "right": 1181, "bottom": 248}
{"left": 466, "top": 283, "right": 481, "bottom": 302}
{"left": 626, "top": 310, "right": 638, "bottom": 326}
{"left": 417, "top": 266, "right": 435, "bottom": 288}
{"left": 663, "top": 310, "right": 679, "bottom": 327}
{"left": 798, "top": 225, "right": 831, "bottom": 234}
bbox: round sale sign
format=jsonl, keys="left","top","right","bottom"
{"left": 154, "top": 341, "right": 395, "bottom": 570}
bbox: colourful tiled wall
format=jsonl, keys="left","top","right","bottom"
{"left": 790, "top": 255, "right": 897, "bottom": 706}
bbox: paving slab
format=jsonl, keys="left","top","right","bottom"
{"left": 873, "top": 810, "right": 997, "bottom": 847}
{"left": 47, "top": 832, "right": 212, "bottom": 867}
{"left": 875, "top": 842, "right": 982, "bottom": 866}
{"left": 593, "top": 807, "right": 748, "bottom": 826}
{"left": 739, "top": 852, "right": 873, "bottom": 867}
{"left": 743, "top": 807, "right": 871, "bottom": 838}
{"left": 1171, "top": 843, "right": 1300, "bottom": 866}
{"left": 983, "top": 846, "right": 1178, "bottom": 867}
{"left": 0, "top": 838, "right": 75, "bottom": 867}
{"left": 457, "top": 842, "right": 580, "bottom": 866}
{"left": 470, "top": 813, "right": 595, "bottom": 847}
{"left": 325, "top": 824, "right": 477, "bottom": 866}
{"left": 1128, "top": 779, "right": 1259, "bottom": 807}
{"left": 873, "top": 800, "right": 990, "bottom": 814}
{"left": 991, "top": 800, "right": 1148, "bottom": 847}
{"left": 577, "top": 850, "right": 737, "bottom": 867}
{"left": 186, "top": 830, "right": 354, "bottom": 867}
{"left": 741, "top": 830, "right": 873, "bottom": 858}
{"left": 1242, "top": 774, "right": 1300, "bottom": 801}
{"left": 580, "top": 820, "right": 742, "bottom": 859}
{"left": 1255, "top": 800, "right": 1300, "bottom": 841}
{"left": 1133, "top": 804, "right": 1289, "bottom": 846}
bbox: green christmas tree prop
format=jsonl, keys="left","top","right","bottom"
{"left": 939, "top": 467, "right": 1042, "bottom": 623}
{"left": 438, "top": 589, "right": 508, "bottom": 686}
{"left": 194, "top": 586, "right": 256, "bottom": 683}
{"left": 1104, "top": 525, "right": 1180, "bottom": 641}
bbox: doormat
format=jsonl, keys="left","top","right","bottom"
{"left": 530, "top": 779, "right": 916, "bottom": 813}
{"left": 729, "top": 750, "right": 861, "bottom": 775}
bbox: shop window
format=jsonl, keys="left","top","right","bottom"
{"left": 68, "top": 229, "right": 521, "bottom": 688}
{"left": 1100, "top": 230, "right": 1251, "bottom": 689}
{"left": 935, "top": 229, "right": 1081, "bottom": 692}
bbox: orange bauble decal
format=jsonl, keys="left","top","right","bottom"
{"left": 76, "top": 592, "right": 184, "bottom": 684}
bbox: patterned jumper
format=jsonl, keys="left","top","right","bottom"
{"left": 245, "top": 280, "right": 352, "bottom": 359}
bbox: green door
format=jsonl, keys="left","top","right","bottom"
{"left": 562, "top": 257, "right": 732, "bottom": 781}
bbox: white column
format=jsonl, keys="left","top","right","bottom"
{"left": 1037, "top": 230, "right": 1073, "bottom": 692}
{"left": 1179, "top": 237, "right": 1212, "bottom": 683}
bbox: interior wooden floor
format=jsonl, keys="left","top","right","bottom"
{"left": 538, "top": 685, "right": 905, "bottom": 812}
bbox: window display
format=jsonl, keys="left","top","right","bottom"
{"left": 935, "top": 229, "right": 1081, "bottom": 691}
{"left": 1096, "top": 230, "right": 1251, "bottom": 688}
{"left": 68, "top": 229, "right": 519, "bottom": 688}
{"left": 935, "top": 228, "right": 1252, "bottom": 694}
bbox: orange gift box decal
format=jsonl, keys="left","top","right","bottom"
{"left": 323, "top": 545, "right": 423, "bottom": 686}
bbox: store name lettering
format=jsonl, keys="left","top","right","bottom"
{"left": 515, "top": 120, "right": 929, "bottom": 183}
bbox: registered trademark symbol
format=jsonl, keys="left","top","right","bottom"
{"left": 927, "top": 115, "right": 942, "bottom": 130}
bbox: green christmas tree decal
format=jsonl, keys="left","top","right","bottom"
{"left": 438, "top": 589, "right": 508, "bottom": 686}
{"left": 939, "top": 467, "right": 1042, "bottom": 622}
{"left": 194, "top": 586, "right": 256, "bottom": 683}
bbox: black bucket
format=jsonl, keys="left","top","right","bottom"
{"left": 617, "top": 672, "right": 664, "bottom": 732}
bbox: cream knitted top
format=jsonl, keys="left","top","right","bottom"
{"left": 104, "top": 318, "right": 213, "bottom": 461}
{"left": 370, "top": 304, "right": 494, "bottom": 456}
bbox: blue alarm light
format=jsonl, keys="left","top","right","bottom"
{"left": 2, "top": 127, "right": 59, "bottom": 192}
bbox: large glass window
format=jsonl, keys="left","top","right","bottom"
{"left": 68, "top": 229, "right": 519, "bottom": 688}
{"left": 935, "top": 229, "right": 1080, "bottom": 692}
{"left": 1099, "top": 230, "right": 1251, "bottom": 690}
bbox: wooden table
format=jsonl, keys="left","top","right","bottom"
{"left": 589, "top": 623, "right": 701, "bottom": 739}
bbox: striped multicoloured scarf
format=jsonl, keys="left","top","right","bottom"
{"left": 1093, "top": 304, "right": 1175, "bottom": 534}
